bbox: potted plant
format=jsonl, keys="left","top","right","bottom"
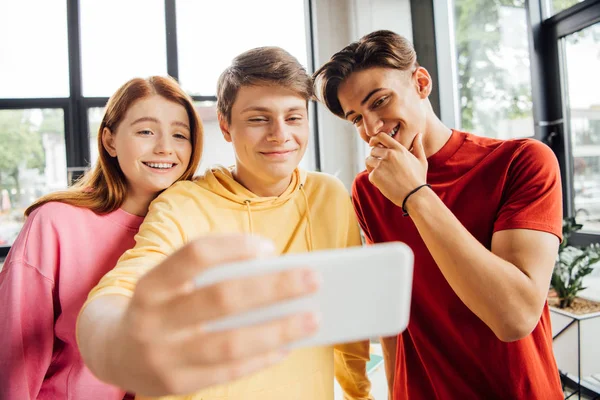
{"left": 548, "top": 217, "right": 600, "bottom": 396}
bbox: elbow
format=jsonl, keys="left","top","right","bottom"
{"left": 493, "top": 311, "right": 540, "bottom": 343}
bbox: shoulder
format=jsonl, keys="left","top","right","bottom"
{"left": 146, "top": 180, "right": 205, "bottom": 219}
{"left": 305, "top": 171, "right": 349, "bottom": 196}
{"left": 351, "top": 170, "right": 376, "bottom": 198}
{"left": 27, "top": 201, "right": 95, "bottom": 226}
{"left": 503, "top": 138, "right": 559, "bottom": 176}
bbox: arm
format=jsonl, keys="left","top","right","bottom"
{"left": 0, "top": 262, "right": 55, "bottom": 399}
{"left": 368, "top": 133, "right": 561, "bottom": 342}
{"left": 78, "top": 193, "right": 322, "bottom": 396}
{"left": 334, "top": 197, "right": 373, "bottom": 400}
{"left": 0, "top": 217, "right": 57, "bottom": 399}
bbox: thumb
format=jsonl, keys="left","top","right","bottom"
{"left": 411, "top": 133, "right": 426, "bottom": 162}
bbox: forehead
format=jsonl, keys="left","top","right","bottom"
{"left": 124, "top": 95, "right": 188, "bottom": 121}
{"left": 337, "top": 67, "right": 408, "bottom": 112}
{"left": 232, "top": 84, "right": 307, "bottom": 112}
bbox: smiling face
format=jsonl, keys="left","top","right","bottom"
{"left": 337, "top": 66, "right": 431, "bottom": 149}
{"left": 219, "top": 84, "right": 309, "bottom": 194}
{"left": 102, "top": 94, "right": 193, "bottom": 197}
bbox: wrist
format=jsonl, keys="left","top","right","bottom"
{"left": 401, "top": 184, "right": 434, "bottom": 216}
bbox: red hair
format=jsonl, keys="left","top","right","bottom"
{"left": 25, "top": 76, "right": 203, "bottom": 216}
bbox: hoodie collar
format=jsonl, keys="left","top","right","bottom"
{"left": 202, "top": 165, "right": 307, "bottom": 209}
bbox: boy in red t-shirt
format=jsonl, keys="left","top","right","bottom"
{"left": 313, "top": 30, "right": 564, "bottom": 400}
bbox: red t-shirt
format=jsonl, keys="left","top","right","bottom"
{"left": 352, "top": 130, "right": 563, "bottom": 399}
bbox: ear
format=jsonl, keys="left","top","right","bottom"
{"left": 218, "top": 113, "right": 233, "bottom": 143}
{"left": 101, "top": 127, "right": 117, "bottom": 157}
{"left": 413, "top": 67, "right": 432, "bottom": 99}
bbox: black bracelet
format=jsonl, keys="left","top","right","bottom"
{"left": 401, "top": 183, "right": 431, "bottom": 217}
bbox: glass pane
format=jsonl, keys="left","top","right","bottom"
{"left": 454, "top": 1, "right": 534, "bottom": 139}
{"left": 196, "top": 102, "right": 236, "bottom": 173}
{"left": 88, "top": 107, "right": 104, "bottom": 167}
{"left": 544, "top": 0, "right": 585, "bottom": 18}
{"left": 79, "top": 0, "right": 167, "bottom": 97}
{"left": 176, "top": 0, "right": 308, "bottom": 96}
{"left": 0, "top": 0, "right": 69, "bottom": 98}
{"left": 563, "top": 23, "right": 600, "bottom": 233}
{"left": 0, "top": 109, "right": 67, "bottom": 247}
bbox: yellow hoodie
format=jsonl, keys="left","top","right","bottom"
{"left": 85, "top": 166, "right": 372, "bottom": 400}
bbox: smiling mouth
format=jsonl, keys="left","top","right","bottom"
{"left": 389, "top": 124, "right": 399, "bottom": 138}
{"left": 142, "top": 162, "right": 176, "bottom": 170}
{"left": 261, "top": 149, "right": 297, "bottom": 155}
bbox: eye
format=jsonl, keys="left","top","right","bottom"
{"left": 137, "top": 129, "right": 153, "bottom": 136}
{"left": 352, "top": 115, "right": 363, "bottom": 125}
{"left": 248, "top": 117, "right": 268, "bottom": 123}
{"left": 287, "top": 115, "right": 304, "bottom": 122}
{"left": 173, "top": 132, "right": 189, "bottom": 140}
{"left": 372, "top": 96, "right": 388, "bottom": 109}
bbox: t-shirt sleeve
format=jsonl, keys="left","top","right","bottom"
{"left": 0, "top": 208, "right": 58, "bottom": 399}
{"left": 493, "top": 140, "right": 563, "bottom": 240}
{"left": 351, "top": 177, "right": 374, "bottom": 245}
{"left": 85, "top": 188, "right": 191, "bottom": 301}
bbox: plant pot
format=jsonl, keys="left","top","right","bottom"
{"left": 549, "top": 302, "right": 600, "bottom": 396}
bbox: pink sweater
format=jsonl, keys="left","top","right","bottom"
{"left": 0, "top": 202, "right": 143, "bottom": 399}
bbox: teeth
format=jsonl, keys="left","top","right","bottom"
{"left": 145, "top": 162, "right": 174, "bottom": 169}
{"left": 389, "top": 126, "right": 399, "bottom": 138}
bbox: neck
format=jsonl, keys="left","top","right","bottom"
{"left": 120, "top": 187, "right": 157, "bottom": 217}
{"left": 422, "top": 106, "right": 453, "bottom": 158}
{"left": 232, "top": 166, "right": 292, "bottom": 197}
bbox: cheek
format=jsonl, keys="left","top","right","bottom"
{"left": 358, "top": 129, "right": 370, "bottom": 144}
{"left": 177, "top": 142, "right": 193, "bottom": 164}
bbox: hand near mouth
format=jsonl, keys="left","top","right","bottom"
{"left": 365, "top": 132, "right": 428, "bottom": 207}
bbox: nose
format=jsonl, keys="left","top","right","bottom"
{"left": 363, "top": 112, "right": 383, "bottom": 138}
{"left": 154, "top": 132, "right": 174, "bottom": 154}
{"left": 267, "top": 118, "right": 290, "bottom": 143}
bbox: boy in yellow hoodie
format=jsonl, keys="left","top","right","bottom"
{"left": 77, "top": 47, "right": 373, "bottom": 400}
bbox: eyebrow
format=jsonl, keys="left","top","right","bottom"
{"left": 130, "top": 117, "right": 190, "bottom": 130}
{"left": 240, "top": 106, "right": 306, "bottom": 113}
{"left": 343, "top": 88, "right": 385, "bottom": 119}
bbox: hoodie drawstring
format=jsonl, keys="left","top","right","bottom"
{"left": 299, "top": 184, "right": 314, "bottom": 251}
{"left": 244, "top": 200, "right": 254, "bottom": 234}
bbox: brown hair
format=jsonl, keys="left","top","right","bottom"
{"left": 313, "top": 30, "right": 418, "bottom": 118}
{"left": 216, "top": 46, "right": 313, "bottom": 123}
{"left": 25, "top": 76, "right": 203, "bottom": 216}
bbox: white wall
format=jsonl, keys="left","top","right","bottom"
{"left": 312, "top": 0, "right": 413, "bottom": 189}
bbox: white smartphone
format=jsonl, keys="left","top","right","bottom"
{"left": 193, "top": 242, "right": 413, "bottom": 348}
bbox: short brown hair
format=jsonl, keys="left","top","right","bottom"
{"left": 313, "top": 30, "right": 418, "bottom": 118}
{"left": 217, "top": 47, "right": 313, "bottom": 123}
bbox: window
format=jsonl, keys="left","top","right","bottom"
{"left": 79, "top": 0, "right": 168, "bottom": 97}
{"left": 0, "top": 109, "right": 66, "bottom": 247}
{"left": 176, "top": 0, "right": 309, "bottom": 96}
{"left": 453, "top": 0, "right": 534, "bottom": 139}
{"left": 543, "top": 0, "right": 585, "bottom": 18}
{"left": 1, "top": 0, "right": 316, "bottom": 257}
{"left": 562, "top": 22, "right": 600, "bottom": 233}
{"left": 0, "top": 0, "right": 69, "bottom": 98}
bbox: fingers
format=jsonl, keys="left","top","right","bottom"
{"left": 179, "top": 311, "right": 319, "bottom": 365}
{"left": 365, "top": 154, "right": 381, "bottom": 173}
{"left": 370, "top": 146, "right": 389, "bottom": 159}
{"left": 160, "top": 268, "right": 321, "bottom": 332}
{"left": 138, "top": 234, "right": 276, "bottom": 303}
{"left": 368, "top": 132, "right": 401, "bottom": 149}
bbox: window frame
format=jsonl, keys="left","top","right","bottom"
{"left": 417, "top": 0, "right": 600, "bottom": 247}
{"left": 526, "top": 0, "right": 600, "bottom": 245}
{"left": 0, "top": 0, "right": 319, "bottom": 258}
